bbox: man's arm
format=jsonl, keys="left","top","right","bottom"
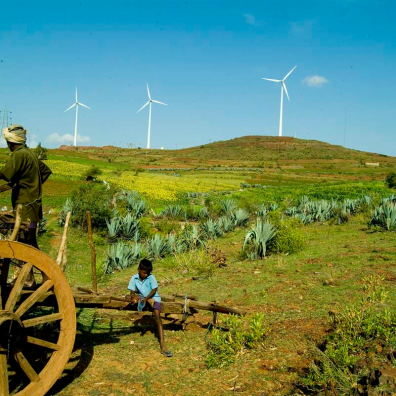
{"left": 0, "top": 157, "right": 17, "bottom": 182}
{"left": 38, "top": 160, "right": 52, "bottom": 184}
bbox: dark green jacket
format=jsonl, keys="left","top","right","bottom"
{"left": 0, "top": 145, "right": 52, "bottom": 222}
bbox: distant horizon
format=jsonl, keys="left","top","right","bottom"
{"left": 38, "top": 134, "right": 393, "bottom": 158}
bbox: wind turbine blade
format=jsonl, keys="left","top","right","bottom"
{"left": 79, "top": 103, "right": 91, "bottom": 109}
{"left": 75, "top": 87, "right": 78, "bottom": 102}
{"left": 262, "top": 78, "right": 281, "bottom": 83}
{"left": 151, "top": 100, "right": 167, "bottom": 106}
{"left": 64, "top": 103, "right": 76, "bottom": 112}
{"left": 137, "top": 101, "right": 150, "bottom": 113}
{"left": 146, "top": 84, "right": 151, "bottom": 100}
{"left": 283, "top": 65, "right": 297, "bottom": 81}
{"left": 282, "top": 82, "right": 290, "bottom": 101}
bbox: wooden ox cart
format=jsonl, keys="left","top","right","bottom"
{"left": 0, "top": 206, "right": 245, "bottom": 396}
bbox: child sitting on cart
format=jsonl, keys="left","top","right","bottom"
{"left": 127, "top": 259, "right": 173, "bottom": 357}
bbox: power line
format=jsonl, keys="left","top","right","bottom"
{"left": 0, "top": 104, "right": 12, "bottom": 129}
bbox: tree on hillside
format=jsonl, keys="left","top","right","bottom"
{"left": 385, "top": 173, "right": 396, "bottom": 189}
{"left": 34, "top": 143, "right": 48, "bottom": 160}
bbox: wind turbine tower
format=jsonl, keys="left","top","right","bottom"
{"left": 262, "top": 65, "right": 297, "bottom": 137}
{"left": 137, "top": 84, "right": 167, "bottom": 149}
{"left": 64, "top": 88, "right": 91, "bottom": 146}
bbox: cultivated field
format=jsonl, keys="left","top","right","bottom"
{"left": 1, "top": 136, "right": 396, "bottom": 395}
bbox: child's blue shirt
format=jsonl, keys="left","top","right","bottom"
{"left": 127, "top": 274, "right": 161, "bottom": 303}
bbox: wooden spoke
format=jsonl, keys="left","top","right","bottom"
{"left": 0, "top": 259, "right": 11, "bottom": 310}
{"left": 15, "top": 280, "right": 54, "bottom": 318}
{"left": 0, "top": 351, "right": 9, "bottom": 396}
{"left": 26, "top": 336, "right": 60, "bottom": 351}
{"left": 4, "top": 263, "right": 33, "bottom": 312}
{"left": 14, "top": 351, "right": 40, "bottom": 382}
{"left": 22, "top": 313, "right": 63, "bottom": 328}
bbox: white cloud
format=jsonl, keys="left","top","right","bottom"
{"left": 47, "top": 133, "right": 91, "bottom": 145}
{"left": 242, "top": 13, "right": 256, "bottom": 25}
{"left": 302, "top": 75, "right": 329, "bottom": 87}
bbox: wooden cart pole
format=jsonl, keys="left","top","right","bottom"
{"left": 57, "top": 211, "right": 71, "bottom": 271}
{"left": 86, "top": 211, "right": 98, "bottom": 294}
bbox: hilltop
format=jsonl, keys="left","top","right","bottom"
{"left": 53, "top": 135, "right": 394, "bottom": 169}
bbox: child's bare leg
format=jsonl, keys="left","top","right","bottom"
{"left": 153, "top": 308, "right": 167, "bottom": 352}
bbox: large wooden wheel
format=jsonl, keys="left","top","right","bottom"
{"left": 0, "top": 241, "right": 76, "bottom": 396}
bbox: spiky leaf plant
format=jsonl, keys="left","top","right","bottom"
{"left": 161, "top": 204, "right": 184, "bottom": 219}
{"left": 146, "top": 234, "right": 170, "bottom": 259}
{"left": 104, "top": 242, "right": 134, "bottom": 273}
{"left": 219, "top": 199, "right": 237, "bottom": 216}
{"left": 217, "top": 216, "right": 235, "bottom": 233}
{"left": 119, "top": 213, "right": 140, "bottom": 240}
{"left": 106, "top": 217, "right": 121, "bottom": 242}
{"left": 243, "top": 220, "right": 277, "bottom": 259}
{"left": 232, "top": 209, "right": 250, "bottom": 227}
{"left": 370, "top": 203, "right": 396, "bottom": 230}
{"left": 201, "top": 218, "right": 223, "bottom": 239}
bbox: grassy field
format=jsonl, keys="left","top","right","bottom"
{"left": 2, "top": 136, "right": 396, "bottom": 395}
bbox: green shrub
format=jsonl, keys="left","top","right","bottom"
{"left": 34, "top": 142, "right": 48, "bottom": 160}
{"left": 300, "top": 276, "right": 396, "bottom": 394}
{"left": 205, "top": 314, "right": 267, "bottom": 368}
{"left": 60, "top": 183, "right": 114, "bottom": 230}
{"left": 270, "top": 219, "right": 305, "bottom": 254}
{"left": 385, "top": 172, "right": 396, "bottom": 189}
{"left": 83, "top": 165, "right": 103, "bottom": 181}
{"left": 173, "top": 249, "right": 215, "bottom": 277}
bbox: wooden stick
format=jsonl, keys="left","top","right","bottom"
{"left": 86, "top": 211, "right": 98, "bottom": 294}
{"left": 10, "top": 204, "right": 23, "bottom": 242}
{"left": 57, "top": 211, "right": 71, "bottom": 271}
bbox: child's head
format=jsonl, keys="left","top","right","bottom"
{"left": 138, "top": 259, "right": 153, "bottom": 280}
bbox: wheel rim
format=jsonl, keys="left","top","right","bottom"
{"left": 0, "top": 241, "right": 76, "bottom": 396}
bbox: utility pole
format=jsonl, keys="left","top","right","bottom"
{"left": 0, "top": 105, "right": 12, "bottom": 129}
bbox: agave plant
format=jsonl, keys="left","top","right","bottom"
{"left": 268, "top": 203, "right": 279, "bottom": 212}
{"left": 217, "top": 216, "right": 235, "bottom": 233}
{"left": 370, "top": 203, "right": 396, "bottom": 230}
{"left": 161, "top": 204, "right": 184, "bottom": 219}
{"left": 256, "top": 204, "right": 268, "bottom": 218}
{"left": 146, "top": 234, "right": 170, "bottom": 259}
{"left": 119, "top": 213, "right": 140, "bottom": 240}
{"left": 219, "top": 199, "right": 237, "bottom": 216}
{"left": 381, "top": 194, "right": 396, "bottom": 206}
{"left": 104, "top": 242, "right": 134, "bottom": 273}
{"left": 359, "top": 194, "right": 372, "bottom": 207}
{"left": 106, "top": 217, "right": 121, "bottom": 242}
{"left": 198, "top": 206, "right": 209, "bottom": 219}
{"left": 181, "top": 225, "right": 206, "bottom": 250}
{"left": 232, "top": 209, "right": 250, "bottom": 227}
{"left": 58, "top": 198, "right": 75, "bottom": 226}
{"left": 130, "top": 242, "right": 145, "bottom": 262}
{"left": 201, "top": 218, "right": 223, "bottom": 239}
{"left": 166, "top": 233, "right": 184, "bottom": 254}
{"left": 243, "top": 220, "right": 277, "bottom": 259}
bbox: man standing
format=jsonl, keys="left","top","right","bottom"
{"left": 0, "top": 124, "right": 52, "bottom": 248}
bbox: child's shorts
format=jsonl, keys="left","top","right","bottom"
{"left": 153, "top": 301, "right": 162, "bottom": 311}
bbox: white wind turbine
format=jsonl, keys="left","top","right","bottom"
{"left": 137, "top": 84, "right": 167, "bottom": 149}
{"left": 64, "top": 87, "right": 91, "bottom": 146}
{"left": 262, "top": 65, "right": 297, "bottom": 137}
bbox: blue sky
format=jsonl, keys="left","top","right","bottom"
{"left": 0, "top": 0, "right": 395, "bottom": 155}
